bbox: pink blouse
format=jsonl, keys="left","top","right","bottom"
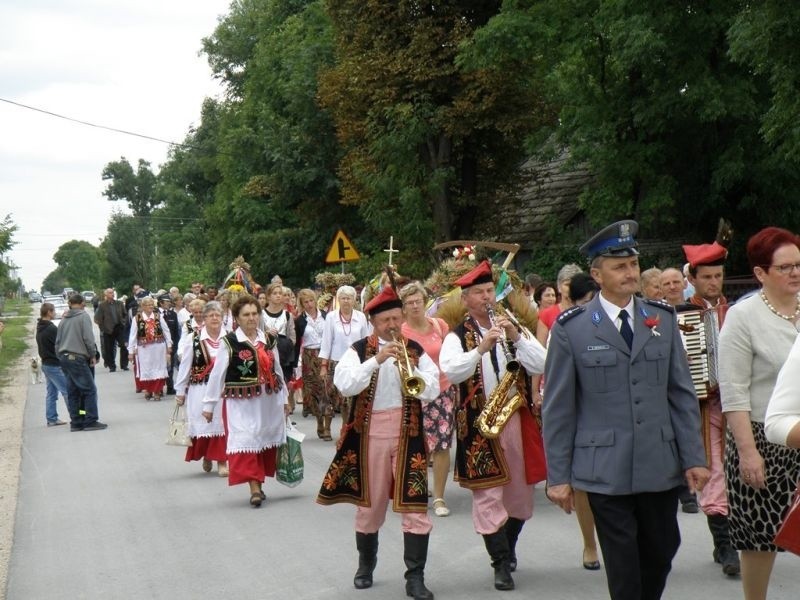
{"left": 401, "top": 318, "right": 451, "bottom": 392}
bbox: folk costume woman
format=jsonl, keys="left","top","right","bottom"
{"left": 319, "top": 285, "right": 371, "bottom": 439}
{"left": 203, "top": 295, "right": 289, "bottom": 508}
{"left": 175, "top": 301, "right": 228, "bottom": 476}
{"left": 128, "top": 296, "right": 173, "bottom": 401}
{"left": 317, "top": 287, "right": 440, "bottom": 600}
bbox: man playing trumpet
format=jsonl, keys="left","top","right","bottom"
{"left": 439, "top": 260, "right": 547, "bottom": 591}
{"left": 317, "top": 285, "right": 440, "bottom": 600}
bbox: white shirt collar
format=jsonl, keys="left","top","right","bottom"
{"left": 598, "top": 292, "right": 635, "bottom": 323}
{"left": 234, "top": 327, "right": 266, "bottom": 345}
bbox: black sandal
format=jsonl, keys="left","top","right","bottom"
{"left": 250, "top": 493, "right": 263, "bottom": 508}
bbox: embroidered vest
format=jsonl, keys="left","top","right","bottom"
{"left": 136, "top": 314, "right": 164, "bottom": 345}
{"left": 316, "top": 334, "right": 428, "bottom": 512}
{"left": 189, "top": 335, "right": 213, "bottom": 385}
{"left": 221, "top": 332, "right": 282, "bottom": 399}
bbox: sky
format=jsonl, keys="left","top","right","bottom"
{"left": 1, "top": 0, "right": 232, "bottom": 291}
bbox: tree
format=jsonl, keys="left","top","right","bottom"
{"left": 102, "top": 158, "right": 160, "bottom": 216}
{"left": 201, "top": 0, "right": 358, "bottom": 285}
{"left": 52, "top": 240, "right": 104, "bottom": 291}
{"left": 101, "top": 214, "right": 153, "bottom": 292}
{"left": 521, "top": 0, "right": 800, "bottom": 254}
{"left": 318, "top": 0, "right": 552, "bottom": 262}
{"left": 0, "top": 214, "right": 18, "bottom": 293}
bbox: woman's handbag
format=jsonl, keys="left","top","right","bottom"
{"left": 276, "top": 419, "right": 305, "bottom": 487}
{"left": 166, "top": 405, "right": 192, "bottom": 447}
{"left": 774, "top": 483, "right": 800, "bottom": 555}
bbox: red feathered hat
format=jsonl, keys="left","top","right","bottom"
{"left": 364, "top": 286, "right": 403, "bottom": 316}
{"left": 454, "top": 260, "right": 494, "bottom": 289}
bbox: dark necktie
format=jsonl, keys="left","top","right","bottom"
{"left": 619, "top": 309, "right": 633, "bottom": 350}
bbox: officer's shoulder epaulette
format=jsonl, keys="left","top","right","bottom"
{"left": 556, "top": 305, "right": 585, "bottom": 325}
{"left": 642, "top": 298, "right": 675, "bottom": 314}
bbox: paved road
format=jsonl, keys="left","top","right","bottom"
{"left": 6, "top": 361, "right": 799, "bottom": 599}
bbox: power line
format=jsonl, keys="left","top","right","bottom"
{"left": 0, "top": 96, "right": 214, "bottom": 153}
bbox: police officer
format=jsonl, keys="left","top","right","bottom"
{"left": 542, "top": 220, "right": 710, "bottom": 600}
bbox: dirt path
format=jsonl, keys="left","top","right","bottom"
{"left": 0, "top": 315, "right": 33, "bottom": 596}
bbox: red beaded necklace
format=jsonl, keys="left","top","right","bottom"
{"left": 339, "top": 310, "right": 353, "bottom": 336}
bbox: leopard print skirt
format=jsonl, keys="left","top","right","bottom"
{"left": 724, "top": 422, "right": 800, "bottom": 552}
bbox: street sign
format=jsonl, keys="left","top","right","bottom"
{"left": 325, "top": 230, "right": 360, "bottom": 263}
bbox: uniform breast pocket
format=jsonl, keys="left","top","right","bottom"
{"left": 643, "top": 345, "right": 668, "bottom": 385}
{"left": 580, "top": 350, "right": 622, "bottom": 392}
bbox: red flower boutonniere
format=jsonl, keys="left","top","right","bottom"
{"left": 644, "top": 315, "right": 661, "bottom": 336}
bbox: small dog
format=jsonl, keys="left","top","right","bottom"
{"left": 30, "top": 356, "right": 43, "bottom": 385}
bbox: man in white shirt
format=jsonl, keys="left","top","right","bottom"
{"left": 316, "top": 286, "right": 439, "bottom": 600}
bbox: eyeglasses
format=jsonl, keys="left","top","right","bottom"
{"left": 404, "top": 299, "right": 424, "bottom": 307}
{"left": 768, "top": 263, "right": 800, "bottom": 275}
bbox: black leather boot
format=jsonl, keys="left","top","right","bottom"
{"left": 504, "top": 517, "right": 524, "bottom": 572}
{"left": 403, "top": 533, "right": 434, "bottom": 599}
{"left": 354, "top": 532, "right": 379, "bottom": 589}
{"left": 483, "top": 529, "right": 515, "bottom": 591}
{"left": 707, "top": 514, "right": 740, "bottom": 576}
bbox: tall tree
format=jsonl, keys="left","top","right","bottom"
{"left": 102, "top": 158, "right": 160, "bottom": 216}
{"left": 0, "top": 214, "right": 18, "bottom": 293}
{"left": 319, "top": 0, "right": 552, "bottom": 262}
{"left": 52, "top": 240, "right": 103, "bottom": 291}
{"left": 202, "top": 0, "right": 356, "bottom": 285}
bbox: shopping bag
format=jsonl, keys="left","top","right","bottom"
{"left": 166, "top": 405, "right": 192, "bottom": 447}
{"left": 775, "top": 484, "right": 800, "bottom": 555}
{"left": 276, "top": 420, "right": 304, "bottom": 487}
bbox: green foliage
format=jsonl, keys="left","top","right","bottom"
{"left": 49, "top": 240, "right": 103, "bottom": 292}
{"left": 102, "top": 158, "right": 159, "bottom": 216}
{"left": 319, "top": 0, "right": 551, "bottom": 249}
{"left": 0, "top": 215, "right": 18, "bottom": 294}
{"left": 523, "top": 0, "right": 800, "bottom": 256}
{"left": 0, "top": 300, "right": 32, "bottom": 386}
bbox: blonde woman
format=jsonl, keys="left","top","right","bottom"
{"left": 400, "top": 281, "right": 456, "bottom": 517}
{"left": 294, "top": 289, "right": 328, "bottom": 433}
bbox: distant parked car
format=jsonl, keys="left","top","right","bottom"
{"left": 62, "top": 287, "right": 74, "bottom": 299}
{"left": 29, "top": 292, "right": 42, "bottom": 303}
{"left": 82, "top": 291, "right": 96, "bottom": 303}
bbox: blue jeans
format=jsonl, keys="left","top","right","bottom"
{"left": 58, "top": 353, "right": 99, "bottom": 426}
{"left": 41, "top": 363, "right": 68, "bottom": 423}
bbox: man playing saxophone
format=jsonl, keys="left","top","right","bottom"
{"left": 439, "top": 260, "right": 547, "bottom": 591}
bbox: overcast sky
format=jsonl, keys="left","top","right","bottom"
{"left": 1, "top": 0, "right": 231, "bottom": 291}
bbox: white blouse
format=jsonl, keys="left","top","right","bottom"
{"left": 319, "top": 309, "right": 371, "bottom": 362}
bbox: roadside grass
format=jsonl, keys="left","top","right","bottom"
{"left": 0, "top": 300, "right": 33, "bottom": 390}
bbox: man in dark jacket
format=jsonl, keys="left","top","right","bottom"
{"left": 36, "top": 303, "right": 68, "bottom": 426}
{"left": 94, "top": 288, "right": 128, "bottom": 372}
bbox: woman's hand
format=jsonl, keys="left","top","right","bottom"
{"left": 176, "top": 395, "right": 186, "bottom": 406}
{"left": 202, "top": 410, "right": 213, "bottom": 423}
{"left": 284, "top": 403, "right": 291, "bottom": 417}
{"left": 738, "top": 448, "right": 767, "bottom": 489}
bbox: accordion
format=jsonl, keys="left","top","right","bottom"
{"left": 676, "top": 308, "right": 716, "bottom": 402}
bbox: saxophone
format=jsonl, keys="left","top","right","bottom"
{"left": 476, "top": 304, "right": 525, "bottom": 439}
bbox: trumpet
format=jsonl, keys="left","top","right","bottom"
{"left": 390, "top": 329, "right": 426, "bottom": 397}
{"left": 485, "top": 304, "right": 520, "bottom": 373}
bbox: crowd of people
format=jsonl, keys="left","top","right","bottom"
{"left": 31, "top": 221, "right": 800, "bottom": 600}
